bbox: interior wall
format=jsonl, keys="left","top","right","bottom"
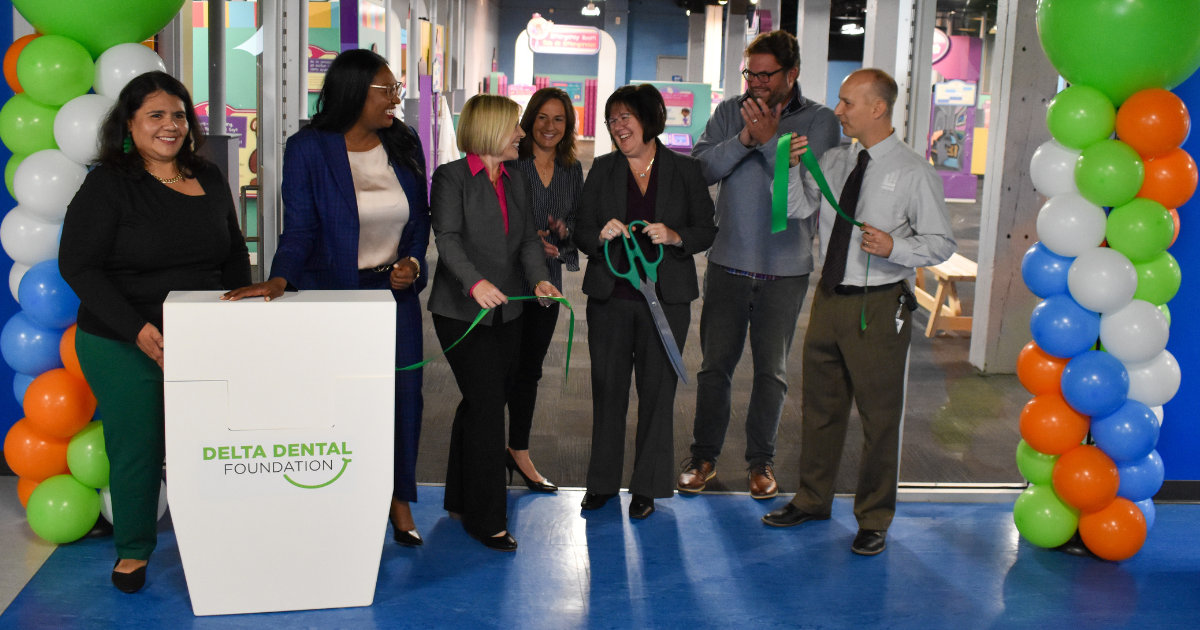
{"left": 464, "top": 0, "right": 500, "bottom": 98}
{"left": 625, "top": 0, "right": 688, "bottom": 82}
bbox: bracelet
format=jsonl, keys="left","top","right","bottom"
{"left": 406, "top": 257, "right": 421, "bottom": 279}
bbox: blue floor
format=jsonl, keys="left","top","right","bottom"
{"left": 2, "top": 488, "right": 1199, "bottom": 629}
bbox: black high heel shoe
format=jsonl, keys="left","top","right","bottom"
{"left": 391, "top": 523, "right": 424, "bottom": 547}
{"left": 111, "top": 560, "right": 147, "bottom": 594}
{"left": 506, "top": 450, "right": 558, "bottom": 492}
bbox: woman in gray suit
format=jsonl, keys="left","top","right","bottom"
{"left": 573, "top": 85, "right": 717, "bottom": 519}
{"left": 428, "top": 94, "right": 563, "bottom": 551}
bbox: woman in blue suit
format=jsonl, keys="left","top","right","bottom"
{"left": 225, "top": 49, "right": 429, "bottom": 546}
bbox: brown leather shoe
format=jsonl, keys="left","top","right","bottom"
{"left": 748, "top": 463, "right": 778, "bottom": 499}
{"left": 677, "top": 458, "right": 716, "bottom": 493}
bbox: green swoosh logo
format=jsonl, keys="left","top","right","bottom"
{"left": 284, "top": 458, "right": 351, "bottom": 489}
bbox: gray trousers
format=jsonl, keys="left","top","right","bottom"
{"left": 689, "top": 261, "right": 810, "bottom": 466}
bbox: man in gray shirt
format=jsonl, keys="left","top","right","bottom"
{"left": 678, "top": 31, "right": 840, "bottom": 499}
{"left": 763, "top": 69, "right": 955, "bottom": 556}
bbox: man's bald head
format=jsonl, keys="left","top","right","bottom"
{"left": 846, "top": 68, "right": 899, "bottom": 117}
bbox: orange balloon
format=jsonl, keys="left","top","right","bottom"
{"left": 1138, "top": 148, "right": 1199, "bottom": 210}
{"left": 1051, "top": 445, "right": 1120, "bottom": 512}
{"left": 1170, "top": 207, "right": 1181, "bottom": 247}
{"left": 1016, "top": 341, "right": 1069, "bottom": 396}
{"left": 1079, "top": 497, "right": 1147, "bottom": 561}
{"left": 1115, "top": 88, "right": 1191, "bottom": 159}
{"left": 59, "top": 325, "right": 84, "bottom": 381}
{"left": 3, "top": 419, "right": 69, "bottom": 482}
{"left": 23, "top": 369, "right": 96, "bottom": 439}
{"left": 1019, "top": 393, "right": 1090, "bottom": 455}
{"left": 16, "top": 477, "right": 38, "bottom": 509}
{"left": 2, "top": 34, "right": 40, "bottom": 94}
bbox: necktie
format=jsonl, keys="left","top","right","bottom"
{"left": 820, "top": 149, "right": 871, "bottom": 292}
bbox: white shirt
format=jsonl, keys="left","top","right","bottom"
{"left": 788, "top": 131, "right": 956, "bottom": 286}
{"left": 348, "top": 144, "right": 410, "bottom": 269}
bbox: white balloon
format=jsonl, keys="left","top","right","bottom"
{"left": 1036, "top": 193, "right": 1107, "bottom": 257}
{"left": 8, "top": 262, "right": 29, "bottom": 302}
{"left": 100, "top": 480, "right": 168, "bottom": 524}
{"left": 12, "top": 150, "right": 88, "bottom": 223}
{"left": 1067, "top": 247, "right": 1138, "bottom": 314}
{"left": 1151, "top": 406, "right": 1164, "bottom": 427}
{"left": 1100, "top": 299, "right": 1170, "bottom": 364}
{"left": 1126, "top": 350, "right": 1181, "bottom": 408}
{"left": 0, "top": 207, "right": 60, "bottom": 266}
{"left": 54, "top": 94, "right": 115, "bottom": 165}
{"left": 94, "top": 43, "right": 167, "bottom": 99}
{"left": 1030, "top": 139, "right": 1081, "bottom": 198}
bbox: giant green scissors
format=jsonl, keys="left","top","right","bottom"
{"left": 604, "top": 220, "right": 689, "bottom": 384}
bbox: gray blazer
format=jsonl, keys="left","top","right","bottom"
{"left": 573, "top": 143, "right": 717, "bottom": 304}
{"left": 427, "top": 157, "right": 550, "bottom": 325}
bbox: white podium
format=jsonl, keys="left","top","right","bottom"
{"left": 163, "top": 290, "right": 396, "bottom": 616}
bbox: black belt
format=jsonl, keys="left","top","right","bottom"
{"left": 832, "top": 281, "right": 901, "bottom": 296}
{"left": 359, "top": 261, "right": 397, "bottom": 274}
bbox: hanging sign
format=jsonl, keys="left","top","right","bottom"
{"left": 526, "top": 14, "right": 600, "bottom": 55}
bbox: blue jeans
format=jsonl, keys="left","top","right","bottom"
{"left": 689, "top": 261, "right": 810, "bottom": 466}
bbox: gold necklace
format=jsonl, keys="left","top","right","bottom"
{"left": 634, "top": 157, "right": 654, "bottom": 178}
{"left": 151, "top": 169, "right": 184, "bottom": 184}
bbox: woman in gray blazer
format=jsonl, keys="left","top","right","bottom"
{"left": 572, "top": 85, "right": 717, "bottom": 519}
{"left": 428, "top": 95, "right": 564, "bottom": 552}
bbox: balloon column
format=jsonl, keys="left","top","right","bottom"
{"left": 0, "top": 1, "right": 183, "bottom": 544}
{"left": 1014, "top": 0, "right": 1200, "bottom": 561}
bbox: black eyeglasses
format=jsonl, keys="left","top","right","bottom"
{"left": 605, "top": 113, "right": 634, "bottom": 128}
{"left": 369, "top": 82, "right": 403, "bottom": 99}
{"left": 742, "top": 68, "right": 785, "bottom": 83}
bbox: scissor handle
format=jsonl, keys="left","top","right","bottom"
{"left": 603, "top": 220, "right": 663, "bottom": 285}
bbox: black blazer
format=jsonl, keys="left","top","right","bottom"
{"left": 573, "top": 143, "right": 717, "bottom": 304}
{"left": 427, "top": 157, "right": 549, "bottom": 325}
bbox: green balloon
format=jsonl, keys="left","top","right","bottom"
{"left": 16, "top": 35, "right": 94, "bottom": 107}
{"left": 1013, "top": 484, "right": 1079, "bottom": 549}
{"left": 1133, "top": 251, "right": 1182, "bottom": 305}
{"left": 1159, "top": 303, "right": 1171, "bottom": 326}
{"left": 1037, "top": 0, "right": 1200, "bottom": 105}
{"left": 25, "top": 474, "right": 101, "bottom": 544}
{"left": 0, "top": 94, "right": 59, "bottom": 156}
{"left": 1075, "top": 140, "right": 1144, "bottom": 207}
{"left": 1046, "top": 86, "right": 1115, "bottom": 150}
{"left": 67, "top": 421, "right": 108, "bottom": 489}
{"left": 5, "top": 153, "right": 26, "bottom": 199}
{"left": 1107, "top": 198, "right": 1175, "bottom": 262}
{"left": 1016, "top": 440, "right": 1059, "bottom": 486}
{"left": 13, "top": 1, "right": 186, "bottom": 59}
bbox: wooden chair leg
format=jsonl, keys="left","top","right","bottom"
{"left": 926, "top": 279, "right": 950, "bottom": 337}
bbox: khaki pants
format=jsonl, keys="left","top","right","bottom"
{"left": 790, "top": 283, "right": 912, "bottom": 531}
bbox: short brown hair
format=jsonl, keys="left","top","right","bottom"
{"left": 745, "top": 30, "right": 800, "bottom": 71}
{"left": 518, "top": 88, "right": 578, "bottom": 166}
{"left": 604, "top": 84, "right": 666, "bottom": 143}
{"left": 457, "top": 94, "right": 520, "bottom": 156}
{"left": 853, "top": 68, "right": 899, "bottom": 116}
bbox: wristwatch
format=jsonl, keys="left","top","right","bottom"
{"left": 405, "top": 256, "right": 420, "bottom": 279}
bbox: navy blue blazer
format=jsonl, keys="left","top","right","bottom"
{"left": 269, "top": 126, "right": 430, "bottom": 292}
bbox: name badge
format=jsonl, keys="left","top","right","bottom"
{"left": 881, "top": 171, "right": 899, "bottom": 192}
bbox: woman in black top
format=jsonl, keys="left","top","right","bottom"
{"left": 59, "top": 71, "right": 251, "bottom": 593}
{"left": 501, "top": 88, "right": 582, "bottom": 492}
{"left": 572, "top": 85, "right": 716, "bottom": 519}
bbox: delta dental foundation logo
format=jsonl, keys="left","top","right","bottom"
{"left": 202, "top": 442, "right": 353, "bottom": 489}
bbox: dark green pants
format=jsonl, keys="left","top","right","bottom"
{"left": 75, "top": 330, "right": 164, "bottom": 560}
{"left": 790, "top": 283, "right": 912, "bottom": 531}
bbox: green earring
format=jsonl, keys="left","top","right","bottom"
{"left": 123, "top": 132, "right": 133, "bottom": 153}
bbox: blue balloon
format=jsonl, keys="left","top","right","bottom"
{"left": 1135, "top": 498, "right": 1156, "bottom": 532}
{"left": 17, "top": 260, "right": 79, "bottom": 330}
{"left": 12, "top": 372, "right": 33, "bottom": 405}
{"left": 1021, "top": 242, "right": 1073, "bottom": 298}
{"left": 1060, "top": 351, "right": 1129, "bottom": 417}
{"left": 1029, "top": 294, "right": 1100, "bottom": 359}
{"left": 0, "top": 312, "right": 64, "bottom": 376}
{"left": 1092, "top": 400, "right": 1160, "bottom": 462}
{"left": 1117, "top": 450, "right": 1165, "bottom": 502}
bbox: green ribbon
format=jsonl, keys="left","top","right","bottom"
{"left": 398, "top": 296, "right": 575, "bottom": 379}
{"left": 771, "top": 133, "right": 792, "bottom": 234}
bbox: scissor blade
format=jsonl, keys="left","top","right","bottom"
{"left": 639, "top": 282, "right": 689, "bottom": 384}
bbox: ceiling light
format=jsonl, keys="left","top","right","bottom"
{"left": 582, "top": 2, "right": 600, "bottom": 16}
{"left": 718, "top": 0, "right": 727, "bottom": 4}
{"left": 989, "top": 25, "right": 997, "bottom": 34}
{"left": 750, "top": 0, "right": 758, "bottom": 4}
{"left": 841, "top": 23, "right": 865, "bottom": 35}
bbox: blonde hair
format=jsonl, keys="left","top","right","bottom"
{"left": 457, "top": 94, "right": 520, "bottom": 156}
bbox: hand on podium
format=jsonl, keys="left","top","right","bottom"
{"left": 222, "top": 278, "right": 288, "bottom": 302}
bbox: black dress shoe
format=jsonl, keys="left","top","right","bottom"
{"left": 111, "top": 560, "right": 147, "bottom": 594}
{"left": 851, "top": 529, "right": 887, "bottom": 556}
{"left": 392, "top": 526, "right": 423, "bottom": 547}
{"left": 581, "top": 492, "right": 617, "bottom": 510}
{"left": 628, "top": 495, "right": 655, "bottom": 519}
{"left": 761, "top": 503, "right": 831, "bottom": 528}
{"left": 506, "top": 451, "right": 558, "bottom": 492}
{"left": 469, "top": 530, "right": 518, "bottom": 552}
